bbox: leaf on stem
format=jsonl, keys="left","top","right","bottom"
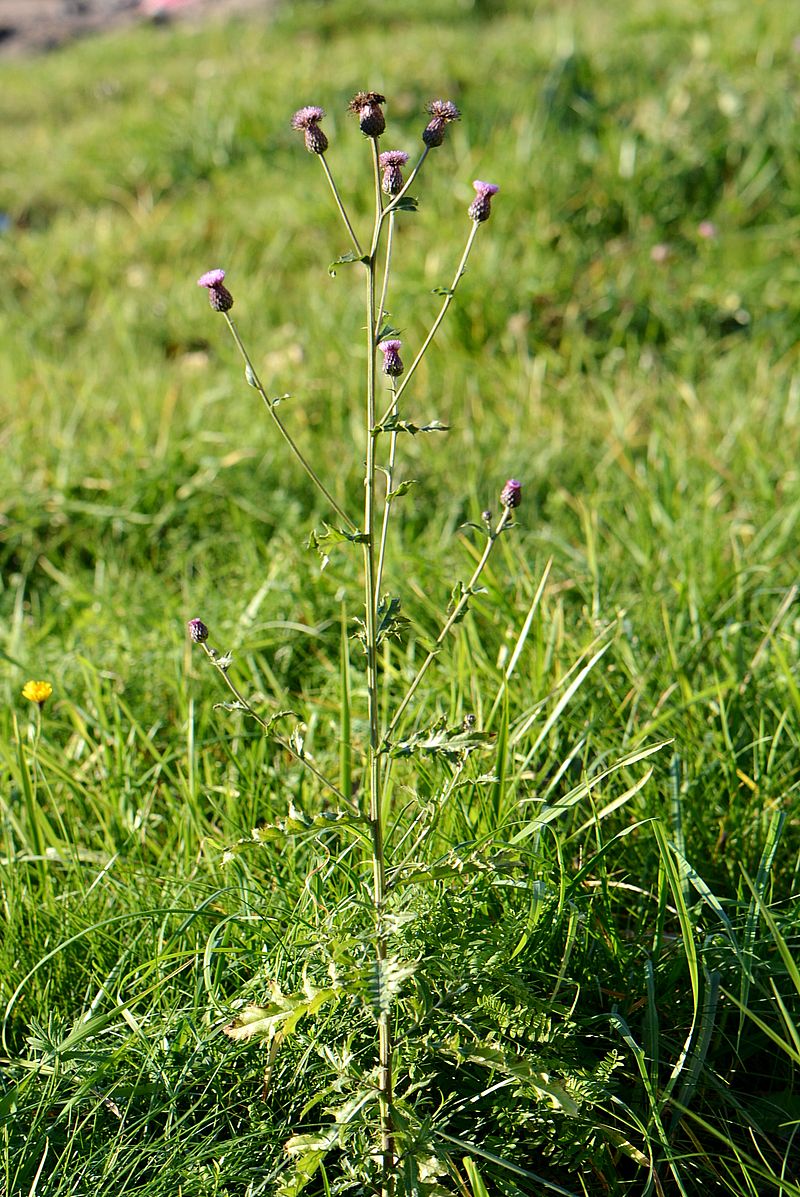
{"left": 377, "top": 595, "right": 411, "bottom": 645}
{"left": 378, "top": 417, "right": 450, "bottom": 436}
{"left": 388, "top": 715, "right": 495, "bottom": 760}
{"left": 386, "top": 478, "right": 419, "bottom": 501}
{"left": 222, "top": 979, "right": 344, "bottom": 1044}
{"left": 376, "top": 322, "right": 402, "bottom": 342}
{"left": 328, "top": 251, "right": 369, "bottom": 277}
{"left": 391, "top": 196, "right": 419, "bottom": 212}
{"left": 308, "top": 522, "right": 369, "bottom": 569}
{"left": 251, "top": 802, "right": 371, "bottom": 846}
{"left": 364, "top": 955, "right": 418, "bottom": 1017}
{"left": 431, "top": 286, "right": 454, "bottom": 296}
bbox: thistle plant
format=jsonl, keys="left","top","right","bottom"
{"left": 190, "top": 91, "right": 514, "bottom": 1197}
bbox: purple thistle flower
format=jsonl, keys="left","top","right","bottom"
{"left": 379, "top": 150, "right": 409, "bottom": 195}
{"left": 188, "top": 618, "right": 210, "bottom": 643}
{"left": 500, "top": 479, "right": 521, "bottom": 509}
{"left": 423, "top": 99, "right": 460, "bottom": 147}
{"left": 378, "top": 339, "right": 404, "bottom": 376}
{"left": 291, "top": 105, "right": 328, "bottom": 155}
{"left": 348, "top": 90, "right": 386, "bottom": 138}
{"left": 468, "top": 180, "right": 500, "bottom": 223}
{"left": 197, "top": 268, "right": 234, "bottom": 312}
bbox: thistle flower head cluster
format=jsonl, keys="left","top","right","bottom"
{"left": 379, "top": 150, "right": 409, "bottom": 195}
{"left": 291, "top": 105, "right": 328, "bottom": 155}
{"left": 348, "top": 90, "right": 386, "bottom": 138}
{"left": 378, "top": 339, "right": 404, "bottom": 376}
{"left": 469, "top": 180, "right": 500, "bottom": 223}
{"left": 197, "top": 269, "right": 234, "bottom": 312}
{"left": 423, "top": 99, "right": 460, "bottom": 147}
{"left": 187, "top": 618, "right": 210, "bottom": 643}
{"left": 500, "top": 478, "right": 522, "bottom": 509}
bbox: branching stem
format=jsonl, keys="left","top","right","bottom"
{"left": 200, "top": 642, "right": 349, "bottom": 805}
{"left": 377, "top": 220, "right": 480, "bottom": 429}
{"left": 383, "top": 507, "right": 511, "bottom": 745}
{"left": 319, "top": 153, "right": 364, "bottom": 258}
{"left": 223, "top": 315, "right": 356, "bottom": 532}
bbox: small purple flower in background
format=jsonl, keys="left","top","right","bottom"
{"left": 423, "top": 99, "right": 460, "bottom": 147}
{"left": 197, "top": 269, "right": 234, "bottom": 312}
{"left": 697, "top": 220, "right": 718, "bottom": 240}
{"left": 468, "top": 180, "right": 500, "bottom": 223}
{"left": 188, "top": 618, "right": 210, "bottom": 643}
{"left": 291, "top": 105, "right": 328, "bottom": 155}
{"left": 348, "top": 91, "right": 386, "bottom": 138}
{"left": 379, "top": 150, "right": 409, "bottom": 195}
{"left": 378, "top": 339, "right": 404, "bottom": 376}
{"left": 500, "top": 479, "right": 521, "bottom": 509}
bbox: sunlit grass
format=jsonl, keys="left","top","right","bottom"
{"left": 1, "top": 0, "right": 799, "bottom": 1193}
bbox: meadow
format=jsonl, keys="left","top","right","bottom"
{"left": 1, "top": 0, "right": 799, "bottom": 1193}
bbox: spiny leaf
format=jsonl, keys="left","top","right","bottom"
{"left": 378, "top": 417, "right": 450, "bottom": 436}
{"left": 376, "top": 595, "right": 411, "bottom": 645}
{"left": 250, "top": 802, "right": 371, "bottom": 846}
{"left": 388, "top": 715, "right": 495, "bottom": 760}
{"left": 222, "top": 980, "right": 344, "bottom": 1044}
{"left": 307, "top": 522, "right": 369, "bottom": 568}
{"left": 364, "top": 956, "right": 418, "bottom": 1017}
{"left": 328, "top": 250, "right": 368, "bottom": 276}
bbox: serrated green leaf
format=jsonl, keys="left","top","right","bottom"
{"left": 364, "top": 956, "right": 417, "bottom": 1017}
{"left": 378, "top": 418, "right": 450, "bottom": 436}
{"left": 393, "top": 195, "right": 419, "bottom": 212}
{"left": 328, "top": 251, "right": 368, "bottom": 276}
{"left": 376, "top": 594, "right": 411, "bottom": 646}
{"left": 452, "top": 1044, "right": 581, "bottom": 1116}
{"left": 388, "top": 715, "right": 495, "bottom": 760}
{"left": 251, "top": 805, "right": 371, "bottom": 846}
{"left": 222, "top": 981, "right": 344, "bottom": 1044}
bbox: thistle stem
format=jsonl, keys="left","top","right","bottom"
{"left": 223, "top": 314, "right": 356, "bottom": 532}
{"left": 376, "top": 220, "right": 480, "bottom": 430}
{"left": 380, "top": 146, "right": 429, "bottom": 221}
{"left": 375, "top": 377, "right": 399, "bottom": 603}
{"left": 383, "top": 507, "right": 511, "bottom": 746}
{"left": 200, "top": 643, "right": 349, "bottom": 805}
{"left": 319, "top": 153, "right": 364, "bottom": 258}
{"left": 365, "top": 136, "right": 394, "bottom": 1197}
{"left": 376, "top": 211, "right": 396, "bottom": 339}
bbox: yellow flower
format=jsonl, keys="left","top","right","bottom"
{"left": 22, "top": 680, "right": 53, "bottom": 707}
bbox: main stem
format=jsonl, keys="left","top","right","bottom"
{"left": 364, "top": 138, "right": 394, "bottom": 1197}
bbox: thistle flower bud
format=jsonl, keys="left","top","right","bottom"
{"left": 291, "top": 105, "right": 328, "bottom": 155}
{"left": 378, "top": 339, "right": 404, "bottom": 376}
{"left": 468, "top": 180, "right": 500, "bottom": 223}
{"left": 379, "top": 150, "right": 409, "bottom": 195}
{"left": 188, "top": 618, "right": 210, "bottom": 643}
{"left": 423, "top": 99, "right": 460, "bottom": 147}
{"left": 481, "top": 509, "right": 492, "bottom": 524}
{"left": 500, "top": 479, "right": 521, "bottom": 509}
{"left": 348, "top": 91, "right": 386, "bottom": 138}
{"left": 197, "top": 269, "right": 234, "bottom": 312}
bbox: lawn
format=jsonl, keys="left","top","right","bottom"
{"left": 1, "top": 0, "right": 799, "bottom": 1193}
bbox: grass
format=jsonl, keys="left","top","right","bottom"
{"left": 1, "top": 0, "right": 800, "bottom": 1192}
